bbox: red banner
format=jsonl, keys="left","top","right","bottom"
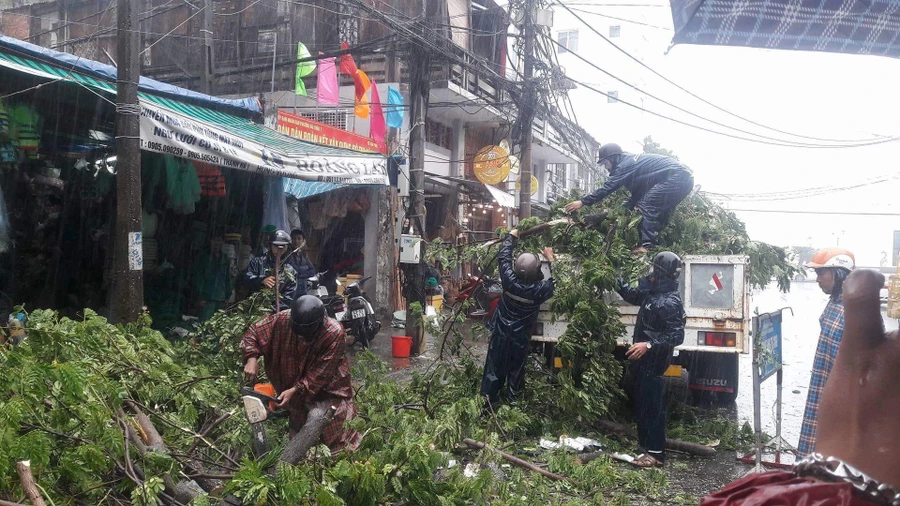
{"left": 276, "top": 110, "right": 385, "bottom": 154}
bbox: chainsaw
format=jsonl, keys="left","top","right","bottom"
{"left": 239, "top": 372, "right": 289, "bottom": 458}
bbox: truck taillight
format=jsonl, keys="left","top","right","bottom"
{"left": 702, "top": 332, "right": 736, "bottom": 347}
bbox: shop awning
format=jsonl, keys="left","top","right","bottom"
{"left": 283, "top": 179, "right": 346, "bottom": 199}
{"left": 0, "top": 37, "right": 388, "bottom": 185}
{"left": 484, "top": 183, "right": 515, "bottom": 208}
{"left": 670, "top": 0, "right": 900, "bottom": 58}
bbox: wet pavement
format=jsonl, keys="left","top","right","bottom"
{"left": 348, "top": 282, "right": 900, "bottom": 501}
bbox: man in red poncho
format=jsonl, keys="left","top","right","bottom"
{"left": 241, "top": 296, "right": 361, "bottom": 452}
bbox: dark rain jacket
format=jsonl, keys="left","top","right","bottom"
{"left": 618, "top": 276, "right": 686, "bottom": 376}
{"left": 582, "top": 153, "right": 690, "bottom": 208}
{"left": 487, "top": 235, "right": 555, "bottom": 339}
{"left": 285, "top": 250, "right": 317, "bottom": 297}
{"left": 243, "top": 252, "right": 301, "bottom": 309}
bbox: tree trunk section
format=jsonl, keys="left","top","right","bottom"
{"left": 279, "top": 402, "right": 336, "bottom": 465}
{"left": 595, "top": 420, "right": 717, "bottom": 457}
{"left": 15, "top": 461, "right": 46, "bottom": 506}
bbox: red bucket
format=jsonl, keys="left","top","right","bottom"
{"left": 391, "top": 335, "right": 413, "bottom": 358}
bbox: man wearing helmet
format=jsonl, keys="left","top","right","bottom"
{"left": 243, "top": 229, "right": 302, "bottom": 309}
{"left": 240, "top": 296, "right": 361, "bottom": 452}
{"left": 285, "top": 228, "right": 316, "bottom": 297}
{"left": 798, "top": 248, "right": 855, "bottom": 457}
{"left": 617, "top": 252, "right": 686, "bottom": 467}
{"left": 564, "top": 143, "right": 694, "bottom": 254}
{"left": 480, "top": 229, "right": 555, "bottom": 411}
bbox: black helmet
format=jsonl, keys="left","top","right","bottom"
{"left": 651, "top": 251, "right": 682, "bottom": 280}
{"left": 270, "top": 229, "right": 291, "bottom": 246}
{"left": 514, "top": 252, "right": 543, "bottom": 283}
{"left": 290, "top": 295, "right": 325, "bottom": 337}
{"left": 597, "top": 143, "right": 623, "bottom": 165}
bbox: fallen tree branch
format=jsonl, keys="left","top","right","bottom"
{"left": 280, "top": 402, "right": 336, "bottom": 465}
{"left": 462, "top": 438, "right": 570, "bottom": 483}
{"left": 186, "top": 410, "right": 235, "bottom": 456}
{"left": 0, "top": 500, "right": 28, "bottom": 506}
{"left": 595, "top": 420, "right": 716, "bottom": 457}
{"left": 15, "top": 461, "right": 46, "bottom": 506}
{"left": 174, "top": 375, "right": 226, "bottom": 392}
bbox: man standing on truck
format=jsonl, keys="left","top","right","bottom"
{"left": 564, "top": 143, "right": 694, "bottom": 254}
{"left": 480, "top": 229, "right": 555, "bottom": 412}
{"left": 798, "top": 247, "right": 855, "bottom": 457}
{"left": 617, "top": 251, "right": 686, "bottom": 467}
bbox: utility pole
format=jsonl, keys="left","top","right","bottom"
{"left": 405, "top": 41, "right": 430, "bottom": 356}
{"left": 114, "top": 0, "right": 144, "bottom": 322}
{"left": 518, "top": 0, "right": 536, "bottom": 219}
{"left": 200, "top": 0, "right": 215, "bottom": 94}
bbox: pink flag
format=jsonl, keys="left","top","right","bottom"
{"left": 316, "top": 53, "right": 339, "bottom": 106}
{"left": 369, "top": 80, "right": 387, "bottom": 153}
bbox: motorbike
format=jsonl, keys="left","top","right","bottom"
{"left": 455, "top": 274, "right": 502, "bottom": 319}
{"left": 339, "top": 277, "right": 381, "bottom": 348}
{"left": 307, "top": 273, "right": 345, "bottom": 318}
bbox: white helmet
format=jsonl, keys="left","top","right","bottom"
{"left": 805, "top": 248, "right": 855, "bottom": 272}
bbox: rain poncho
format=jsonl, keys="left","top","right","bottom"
{"left": 481, "top": 235, "right": 554, "bottom": 403}
{"left": 582, "top": 152, "right": 694, "bottom": 246}
{"left": 242, "top": 252, "right": 301, "bottom": 309}
{"left": 618, "top": 275, "right": 686, "bottom": 459}
{"left": 285, "top": 249, "right": 316, "bottom": 297}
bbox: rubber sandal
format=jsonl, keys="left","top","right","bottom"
{"left": 630, "top": 453, "right": 663, "bottom": 468}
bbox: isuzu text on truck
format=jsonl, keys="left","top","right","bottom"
{"left": 532, "top": 255, "right": 749, "bottom": 404}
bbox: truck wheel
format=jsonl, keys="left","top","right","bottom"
{"left": 688, "top": 353, "right": 739, "bottom": 406}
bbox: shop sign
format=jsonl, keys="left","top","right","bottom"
{"left": 276, "top": 110, "right": 385, "bottom": 154}
{"left": 473, "top": 145, "right": 511, "bottom": 185}
{"left": 139, "top": 101, "right": 388, "bottom": 185}
{"left": 514, "top": 174, "right": 539, "bottom": 196}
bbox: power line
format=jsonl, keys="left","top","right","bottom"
{"left": 726, "top": 209, "right": 900, "bottom": 217}
{"left": 704, "top": 172, "right": 900, "bottom": 201}
{"left": 561, "top": 6, "right": 671, "bottom": 30}
{"left": 552, "top": 0, "right": 892, "bottom": 145}
{"left": 543, "top": 34, "right": 900, "bottom": 148}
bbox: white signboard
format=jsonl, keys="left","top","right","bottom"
{"left": 128, "top": 232, "right": 143, "bottom": 271}
{"left": 138, "top": 101, "right": 388, "bottom": 184}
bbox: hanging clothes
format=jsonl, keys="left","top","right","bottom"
{"left": 164, "top": 156, "right": 201, "bottom": 214}
{"left": 262, "top": 176, "right": 289, "bottom": 232}
{"left": 193, "top": 162, "right": 227, "bottom": 198}
{"left": 10, "top": 104, "right": 41, "bottom": 159}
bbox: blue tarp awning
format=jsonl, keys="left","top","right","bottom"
{"left": 283, "top": 179, "right": 348, "bottom": 199}
{"left": 670, "top": 0, "right": 900, "bottom": 58}
{"left": 0, "top": 34, "right": 260, "bottom": 114}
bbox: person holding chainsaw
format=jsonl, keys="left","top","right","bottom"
{"left": 480, "top": 229, "right": 555, "bottom": 412}
{"left": 241, "top": 295, "right": 361, "bottom": 452}
{"left": 243, "top": 229, "right": 301, "bottom": 310}
{"left": 617, "top": 251, "right": 686, "bottom": 468}
{"left": 564, "top": 143, "right": 694, "bottom": 254}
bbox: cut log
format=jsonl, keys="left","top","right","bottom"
{"left": 122, "top": 403, "right": 223, "bottom": 499}
{"left": 15, "top": 461, "right": 47, "bottom": 506}
{"left": 0, "top": 500, "right": 28, "bottom": 506}
{"left": 595, "top": 420, "right": 717, "bottom": 457}
{"left": 576, "top": 451, "right": 604, "bottom": 465}
{"left": 462, "top": 438, "right": 570, "bottom": 483}
{"left": 279, "top": 402, "right": 336, "bottom": 465}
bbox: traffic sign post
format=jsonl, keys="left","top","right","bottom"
{"left": 741, "top": 308, "right": 794, "bottom": 473}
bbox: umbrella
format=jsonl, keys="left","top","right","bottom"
{"left": 670, "top": 0, "right": 900, "bottom": 58}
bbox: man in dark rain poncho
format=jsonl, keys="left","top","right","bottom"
{"left": 480, "top": 229, "right": 555, "bottom": 411}
{"left": 617, "top": 251, "right": 686, "bottom": 467}
{"left": 566, "top": 143, "right": 694, "bottom": 254}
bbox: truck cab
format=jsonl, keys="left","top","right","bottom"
{"left": 531, "top": 254, "right": 751, "bottom": 404}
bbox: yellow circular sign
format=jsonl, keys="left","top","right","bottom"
{"left": 515, "top": 174, "right": 539, "bottom": 196}
{"left": 473, "top": 145, "right": 510, "bottom": 185}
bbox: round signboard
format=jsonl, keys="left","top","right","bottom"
{"left": 515, "top": 174, "right": 539, "bottom": 196}
{"left": 473, "top": 145, "right": 510, "bottom": 185}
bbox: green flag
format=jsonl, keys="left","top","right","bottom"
{"left": 295, "top": 42, "right": 316, "bottom": 96}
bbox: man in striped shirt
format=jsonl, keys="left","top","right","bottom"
{"left": 798, "top": 248, "right": 855, "bottom": 457}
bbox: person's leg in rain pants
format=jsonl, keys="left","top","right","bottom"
{"left": 633, "top": 361, "right": 667, "bottom": 464}
{"left": 503, "top": 333, "right": 530, "bottom": 401}
{"left": 635, "top": 170, "right": 694, "bottom": 248}
{"left": 481, "top": 331, "right": 512, "bottom": 407}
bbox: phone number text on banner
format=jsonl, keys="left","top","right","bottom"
{"left": 138, "top": 102, "right": 388, "bottom": 184}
